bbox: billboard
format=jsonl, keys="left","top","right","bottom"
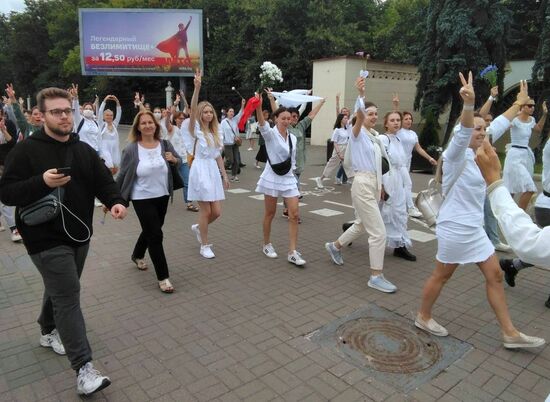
{"left": 79, "top": 8, "right": 203, "bottom": 77}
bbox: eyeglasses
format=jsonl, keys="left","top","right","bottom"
{"left": 47, "top": 108, "right": 73, "bottom": 117}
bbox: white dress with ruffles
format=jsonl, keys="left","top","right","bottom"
{"left": 503, "top": 117, "right": 537, "bottom": 193}
{"left": 184, "top": 123, "right": 225, "bottom": 202}
{"left": 380, "top": 134, "right": 412, "bottom": 249}
{"left": 255, "top": 122, "right": 299, "bottom": 198}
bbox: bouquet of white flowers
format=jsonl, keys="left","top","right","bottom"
{"left": 259, "top": 61, "right": 283, "bottom": 89}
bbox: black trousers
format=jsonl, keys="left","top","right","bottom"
{"left": 131, "top": 195, "right": 170, "bottom": 281}
{"left": 30, "top": 244, "right": 92, "bottom": 371}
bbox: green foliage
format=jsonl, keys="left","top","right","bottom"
{"left": 418, "top": 107, "right": 440, "bottom": 148}
{"left": 414, "top": 0, "right": 511, "bottom": 145}
{"left": 503, "top": 0, "right": 543, "bottom": 60}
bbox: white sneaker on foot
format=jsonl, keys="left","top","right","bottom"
{"left": 503, "top": 332, "right": 545, "bottom": 349}
{"left": 325, "top": 242, "right": 343, "bottom": 265}
{"left": 367, "top": 274, "right": 397, "bottom": 293}
{"left": 263, "top": 243, "right": 278, "bottom": 258}
{"left": 200, "top": 244, "right": 215, "bottom": 259}
{"left": 191, "top": 224, "right": 201, "bottom": 244}
{"left": 494, "top": 242, "right": 512, "bottom": 252}
{"left": 314, "top": 177, "right": 324, "bottom": 189}
{"left": 408, "top": 207, "right": 423, "bottom": 218}
{"left": 288, "top": 250, "right": 306, "bottom": 266}
{"left": 11, "top": 229, "right": 22, "bottom": 242}
{"left": 414, "top": 314, "right": 448, "bottom": 336}
{"left": 40, "top": 329, "right": 66, "bottom": 355}
{"left": 334, "top": 178, "right": 342, "bottom": 185}
{"left": 77, "top": 362, "right": 111, "bottom": 396}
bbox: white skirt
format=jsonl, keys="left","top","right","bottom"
{"left": 256, "top": 164, "right": 300, "bottom": 198}
{"left": 503, "top": 147, "right": 537, "bottom": 193}
{"left": 188, "top": 158, "right": 225, "bottom": 202}
{"left": 436, "top": 221, "right": 494, "bottom": 264}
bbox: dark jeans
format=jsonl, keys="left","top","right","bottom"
{"left": 30, "top": 244, "right": 92, "bottom": 371}
{"left": 336, "top": 164, "right": 348, "bottom": 182}
{"left": 224, "top": 144, "right": 241, "bottom": 176}
{"left": 132, "top": 196, "right": 170, "bottom": 281}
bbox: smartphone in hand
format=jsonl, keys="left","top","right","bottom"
{"left": 56, "top": 167, "right": 71, "bottom": 176}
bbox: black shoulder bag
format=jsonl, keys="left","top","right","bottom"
{"left": 19, "top": 149, "right": 72, "bottom": 226}
{"left": 163, "top": 140, "right": 184, "bottom": 191}
{"left": 267, "top": 134, "right": 293, "bottom": 176}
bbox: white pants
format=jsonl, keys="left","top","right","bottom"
{"left": 0, "top": 202, "right": 15, "bottom": 228}
{"left": 322, "top": 144, "right": 347, "bottom": 179}
{"left": 338, "top": 172, "right": 386, "bottom": 270}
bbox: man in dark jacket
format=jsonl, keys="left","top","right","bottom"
{"left": 0, "top": 87, "right": 127, "bottom": 396}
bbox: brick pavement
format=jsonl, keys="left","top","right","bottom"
{"left": 1, "top": 129, "right": 550, "bottom": 401}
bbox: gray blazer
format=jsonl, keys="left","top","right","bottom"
{"left": 116, "top": 140, "right": 182, "bottom": 205}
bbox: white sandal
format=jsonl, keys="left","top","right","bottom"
{"left": 158, "top": 279, "right": 174, "bottom": 293}
{"left": 131, "top": 257, "right": 148, "bottom": 270}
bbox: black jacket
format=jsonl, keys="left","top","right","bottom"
{"left": 0, "top": 118, "right": 17, "bottom": 166}
{"left": 0, "top": 128, "right": 125, "bottom": 254}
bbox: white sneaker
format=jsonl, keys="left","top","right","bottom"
{"left": 408, "top": 207, "right": 423, "bottom": 218}
{"left": 94, "top": 198, "right": 103, "bottom": 207}
{"left": 314, "top": 177, "right": 324, "bottom": 189}
{"left": 191, "top": 224, "right": 202, "bottom": 244}
{"left": 367, "top": 274, "right": 397, "bottom": 293}
{"left": 77, "top": 362, "right": 111, "bottom": 396}
{"left": 11, "top": 229, "right": 22, "bottom": 242}
{"left": 263, "top": 243, "right": 278, "bottom": 258}
{"left": 39, "top": 329, "right": 66, "bottom": 355}
{"left": 247, "top": 147, "right": 253, "bottom": 151}
{"left": 200, "top": 244, "right": 215, "bottom": 259}
{"left": 334, "top": 178, "right": 342, "bottom": 185}
{"left": 288, "top": 250, "right": 306, "bottom": 266}
{"left": 414, "top": 314, "right": 448, "bottom": 337}
{"left": 494, "top": 242, "right": 512, "bottom": 252}
{"left": 503, "top": 332, "right": 545, "bottom": 349}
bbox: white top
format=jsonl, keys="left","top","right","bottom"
{"left": 73, "top": 98, "right": 101, "bottom": 152}
{"left": 509, "top": 117, "right": 536, "bottom": 146}
{"left": 396, "top": 128, "right": 418, "bottom": 164}
{"left": 535, "top": 139, "right": 550, "bottom": 209}
{"left": 259, "top": 122, "right": 297, "bottom": 169}
{"left": 349, "top": 127, "right": 376, "bottom": 173}
{"left": 163, "top": 126, "right": 188, "bottom": 159}
{"left": 490, "top": 184, "right": 550, "bottom": 268}
{"left": 331, "top": 128, "right": 349, "bottom": 145}
{"left": 437, "top": 124, "right": 484, "bottom": 228}
{"left": 98, "top": 101, "right": 122, "bottom": 132}
{"left": 221, "top": 108, "right": 244, "bottom": 145}
{"left": 131, "top": 143, "right": 169, "bottom": 200}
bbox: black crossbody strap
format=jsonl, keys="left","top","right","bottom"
{"left": 266, "top": 132, "right": 292, "bottom": 165}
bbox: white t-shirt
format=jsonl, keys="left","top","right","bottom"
{"left": 510, "top": 117, "right": 536, "bottom": 147}
{"left": 396, "top": 128, "right": 418, "bottom": 158}
{"left": 131, "top": 143, "right": 169, "bottom": 200}
{"left": 349, "top": 127, "right": 376, "bottom": 173}
{"left": 331, "top": 128, "right": 349, "bottom": 145}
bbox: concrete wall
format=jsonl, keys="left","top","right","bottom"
{"left": 311, "top": 56, "right": 420, "bottom": 145}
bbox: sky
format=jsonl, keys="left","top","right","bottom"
{"left": 0, "top": 0, "right": 26, "bottom": 15}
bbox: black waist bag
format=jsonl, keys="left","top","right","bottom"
{"left": 19, "top": 187, "right": 64, "bottom": 226}
{"left": 267, "top": 135, "right": 293, "bottom": 176}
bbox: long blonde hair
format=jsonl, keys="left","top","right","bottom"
{"left": 194, "top": 101, "right": 221, "bottom": 148}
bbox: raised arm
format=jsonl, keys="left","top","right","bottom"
{"left": 308, "top": 98, "right": 326, "bottom": 119}
{"left": 98, "top": 97, "right": 107, "bottom": 129}
{"left": 255, "top": 93, "right": 265, "bottom": 126}
{"left": 265, "top": 88, "right": 277, "bottom": 113}
{"left": 491, "top": 80, "right": 530, "bottom": 143}
{"left": 5, "top": 84, "right": 28, "bottom": 133}
{"left": 188, "top": 69, "right": 201, "bottom": 136}
{"left": 478, "top": 86, "right": 498, "bottom": 118}
{"left": 235, "top": 98, "right": 246, "bottom": 122}
{"left": 70, "top": 84, "right": 82, "bottom": 128}
{"left": 133, "top": 92, "right": 146, "bottom": 112}
{"left": 185, "top": 16, "right": 192, "bottom": 30}
{"left": 392, "top": 93, "right": 399, "bottom": 111}
{"left": 113, "top": 96, "right": 122, "bottom": 127}
{"left": 534, "top": 101, "right": 548, "bottom": 133}
{"left": 352, "top": 77, "right": 366, "bottom": 137}
{"left": 335, "top": 93, "right": 341, "bottom": 117}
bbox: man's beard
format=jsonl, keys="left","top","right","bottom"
{"left": 48, "top": 125, "right": 71, "bottom": 137}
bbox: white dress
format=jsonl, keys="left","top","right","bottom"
{"left": 436, "top": 124, "right": 494, "bottom": 264}
{"left": 535, "top": 139, "right": 550, "bottom": 209}
{"left": 185, "top": 123, "right": 225, "bottom": 202}
{"left": 380, "top": 134, "right": 412, "bottom": 249}
{"left": 503, "top": 117, "right": 537, "bottom": 193}
{"left": 396, "top": 128, "right": 418, "bottom": 170}
{"left": 255, "top": 122, "right": 299, "bottom": 198}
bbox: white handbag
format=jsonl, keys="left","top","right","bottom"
{"left": 415, "top": 158, "right": 466, "bottom": 227}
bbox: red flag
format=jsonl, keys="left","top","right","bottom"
{"left": 238, "top": 96, "right": 261, "bottom": 131}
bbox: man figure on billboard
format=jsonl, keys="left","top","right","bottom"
{"left": 156, "top": 16, "right": 192, "bottom": 63}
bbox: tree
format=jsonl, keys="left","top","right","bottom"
{"left": 414, "top": 0, "right": 511, "bottom": 146}
{"left": 505, "top": 0, "right": 543, "bottom": 60}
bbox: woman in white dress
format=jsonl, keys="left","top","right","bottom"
{"left": 245, "top": 116, "right": 258, "bottom": 151}
{"left": 501, "top": 100, "right": 547, "bottom": 210}
{"left": 187, "top": 70, "right": 229, "bottom": 259}
{"left": 314, "top": 113, "right": 349, "bottom": 188}
{"left": 254, "top": 95, "right": 305, "bottom": 267}
{"left": 415, "top": 73, "right": 544, "bottom": 350}
{"left": 98, "top": 95, "right": 122, "bottom": 176}
{"left": 379, "top": 111, "right": 415, "bottom": 261}
{"left": 396, "top": 111, "right": 437, "bottom": 217}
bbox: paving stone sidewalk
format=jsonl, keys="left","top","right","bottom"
{"left": 1, "top": 130, "right": 549, "bottom": 401}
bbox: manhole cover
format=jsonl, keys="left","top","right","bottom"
{"left": 337, "top": 318, "right": 441, "bottom": 374}
{"left": 308, "top": 304, "right": 471, "bottom": 393}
